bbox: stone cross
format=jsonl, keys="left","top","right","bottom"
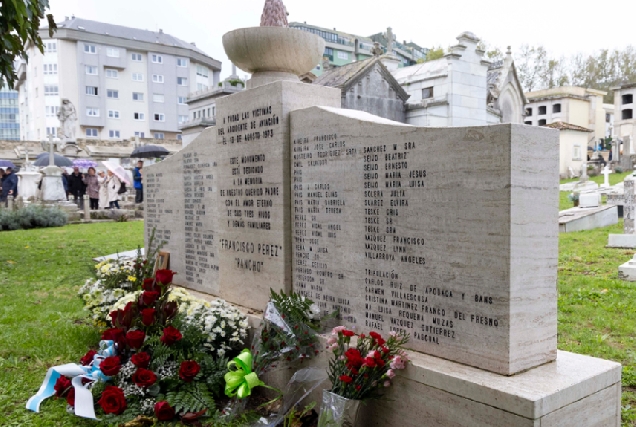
{"left": 387, "top": 27, "right": 395, "bottom": 54}
{"left": 48, "top": 134, "right": 55, "bottom": 167}
{"left": 625, "top": 175, "right": 635, "bottom": 234}
{"left": 601, "top": 166, "right": 611, "bottom": 187}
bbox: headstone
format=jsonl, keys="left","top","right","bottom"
{"left": 17, "top": 170, "right": 42, "bottom": 200}
{"left": 579, "top": 192, "right": 600, "bottom": 208}
{"left": 620, "top": 136, "right": 633, "bottom": 171}
{"left": 608, "top": 174, "right": 636, "bottom": 247}
{"left": 612, "top": 140, "right": 620, "bottom": 163}
{"left": 580, "top": 161, "right": 588, "bottom": 181}
{"left": 601, "top": 165, "right": 611, "bottom": 188}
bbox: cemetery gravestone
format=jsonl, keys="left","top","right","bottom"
{"left": 608, "top": 174, "right": 636, "bottom": 247}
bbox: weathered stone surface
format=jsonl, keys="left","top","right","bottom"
{"left": 213, "top": 81, "right": 340, "bottom": 310}
{"left": 145, "top": 127, "right": 221, "bottom": 295}
{"left": 290, "top": 107, "right": 559, "bottom": 375}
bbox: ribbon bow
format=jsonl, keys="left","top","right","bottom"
{"left": 224, "top": 349, "right": 264, "bottom": 399}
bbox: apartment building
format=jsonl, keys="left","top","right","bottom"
{"left": 612, "top": 82, "right": 636, "bottom": 144}
{"left": 0, "top": 80, "right": 20, "bottom": 140}
{"left": 289, "top": 22, "right": 428, "bottom": 76}
{"left": 15, "top": 17, "right": 221, "bottom": 142}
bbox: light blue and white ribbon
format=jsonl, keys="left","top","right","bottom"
{"left": 26, "top": 340, "right": 116, "bottom": 419}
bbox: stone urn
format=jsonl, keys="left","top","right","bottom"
{"left": 222, "top": 26, "right": 325, "bottom": 89}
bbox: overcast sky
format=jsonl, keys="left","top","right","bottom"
{"left": 49, "top": 0, "right": 636, "bottom": 79}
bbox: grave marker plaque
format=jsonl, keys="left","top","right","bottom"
{"left": 290, "top": 107, "right": 559, "bottom": 375}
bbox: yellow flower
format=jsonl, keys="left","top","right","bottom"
{"left": 127, "top": 276, "right": 137, "bottom": 282}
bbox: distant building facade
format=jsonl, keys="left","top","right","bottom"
{"left": 393, "top": 32, "right": 526, "bottom": 127}
{"left": 289, "top": 23, "right": 428, "bottom": 76}
{"left": 16, "top": 17, "right": 221, "bottom": 142}
{"left": 0, "top": 80, "right": 19, "bottom": 140}
{"left": 612, "top": 82, "right": 636, "bottom": 145}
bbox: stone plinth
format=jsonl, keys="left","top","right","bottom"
{"left": 41, "top": 166, "right": 66, "bottom": 201}
{"left": 608, "top": 174, "right": 636, "bottom": 247}
{"left": 290, "top": 107, "right": 558, "bottom": 375}
{"left": 618, "top": 255, "right": 636, "bottom": 281}
{"left": 579, "top": 192, "right": 600, "bottom": 208}
{"left": 559, "top": 205, "right": 618, "bottom": 233}
{"left": 17, "top": 171, "right": 41, "bottom": 200}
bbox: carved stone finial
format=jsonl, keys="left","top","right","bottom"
{"left": 371, "top": 42, "right": 384, "bottom": 56}
{"left": 260, "top": 0, "right": 289, "bottom": 27}
{"left": 506, "top": 46, "right": 512, "bottom": 56}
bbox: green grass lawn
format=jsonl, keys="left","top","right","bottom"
{"left": 2, "top": 221, "right": 636, "bottom": 425}
{"left": 561, "top": 171, "right": 632, "bottom": 186}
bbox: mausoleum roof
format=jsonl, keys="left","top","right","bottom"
{"left": 391, "top": 58, "right": 449, "bottom": 85}
{"left": 544, "top": 121, "right": 594, "bottom": 132}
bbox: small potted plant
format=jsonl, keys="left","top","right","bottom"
{"left": 568, "top": 192, "right": 580, "bottom": 207}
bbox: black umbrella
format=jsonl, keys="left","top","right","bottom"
{"left": 130, "top": 145, "right": 170, "bottom": 159}
{"left": 33, "top": 153, "right": 74, "bottom": 167}
{"left": 0, "top": 160, "right": 16, "bottom": 168}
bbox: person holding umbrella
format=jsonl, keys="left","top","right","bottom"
{"left": 68, "top": 167, "right": 86, "bottom": 208}
{"left": 106, "top": 170, "right": 121, "bottom": 209}
{"left": 133, "top": 160, "right": 143, "bottom": 204}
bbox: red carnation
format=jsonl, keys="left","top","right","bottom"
{"left": 131, "top": 351, "right": 151, "bottom": 369}
{"left": 155, "top": 269, "right": 175, "bottom": 285}
{"left": 160, "top": 326, "right": 182, "bottom": 345}
{"left": 126, "top": 330, "right": 146, "bottom": 350}
{"left": 342, "top": 330, "right": 355, "bottom": 337}
{"left": 79, "top": 349, "right": 97, "bottom": 366}
{"left": 99, "top": 356, "right": 122, "bottom": 377}
{"left": 179, "top": 360, "right": 200, "bottom": 382}
{"left": 339, "top": 375, "right": 353, "bottom": 383}
{"left": 66, "top": 388, "right": 76, "bottom": 407}
{"left": 98, "top": 386, "right": 127, "bottom": 415}
{"left": 141, "top": 308, "right": 156, "bottom": 326}
{"left": 140, "top": 291, "right": 160, "bottom": 306}
{"left": 363, "top": 357, "right": 377, "bottom": 368}
{"left": 154, "top": 401, "right": 176, "bottom": 421}
{"left": 142, "top": 278, "right": 156, "bottom": 291}
{"left": 132, "top": 368, "right": 157, "bottom": 387}
{"left": 369, "top": 331, "right": 382, "bottom": 341}
{"left": 54, "top": 376, "right": 72, "bottom": 397}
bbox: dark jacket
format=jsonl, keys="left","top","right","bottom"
{"left": 1, "top": 172, "right": 18, "bottom": 200}
{"left": 133, "top": 167, "right": 143, "bottom": 190}
{"left": 67, "top": 172, "right": 86, "bottom": 195}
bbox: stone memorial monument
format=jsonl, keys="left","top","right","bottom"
{"left": 608, "top": 173, "right": 636, "bottom": 248}
{"left": 17, "top": 150, "right": 42, "bottom": 200}
{"left": 145, "top": 1, "right": 621, "bottom": 425}
{"left": 40, "top": 136, "right": 66, "bottom": 201}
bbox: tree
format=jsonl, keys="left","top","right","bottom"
{"left": 515, "top": 44, "right": 549, "bottom": 92}
{"left": 1, "top": 0, "right": 56, "bottom": 89}
{"left": 423, "top": 46, "right": 445, "bottom": 62}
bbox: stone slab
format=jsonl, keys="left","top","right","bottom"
{"left": 558, "top": 205, "right": 618, "bottom": 233}
{"left": 607, "top": 234, "right": 636, "bottom": 248}
{"left": 290, "top": 106, "right": 558, "bottom": 375}
{"left": 212, "top": 80, "right": 340, "bottom": 310}
{"left": 618, "top": 257, "right": 636, "bottom": 281}
{"left": 41, "top": 174, "right": 66, "bottom": 201}
{"left": 93, "top": 248, "right": 144, "bottom": 262}
{"left": 560, "top": 181, "right": 598, "bottom": 192}
{"left": 579, "top": 192, "right": 600, "bottom": 208}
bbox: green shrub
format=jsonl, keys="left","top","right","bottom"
{"left": 0, "top": 205, "right": 67, "bottom": 231}
{"left": 615, "top": 167, "right": 624, "bottom": 174}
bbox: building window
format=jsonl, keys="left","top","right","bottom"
{"left": 606, "top": 113, "right": 611, "bottom": 123}
{"left": 422, "top": 87, "right": 434, "bottom": 99}
{"left": 623, "top": 94, "right": 634, "bottom": 105}
{"left": 109, "top": 130, "right": 121, "bottom": 138}
{"left": 153, "top": 94, "right": 164, "bottom": 103}
{"left": 43, "top": 64, "right": 57, "bottom": 75}
{"left": 525, "top": 108, "right": 532, "bottom": 116}
{"left": 152, "top": 74, "right": 164, "bottom": 83}
{"left": 106, "top": 48, "right": 119, "bottom": 57}
{"left": 154, "top": 113, "right": 165, "bottom": 122}
{"left": 325, "top": 47, "right": 334, "bottom": 57}
{"left": 45, "top": 42, "right": 57, "bottom": 52}
{"left": 178, "top": 96, "right": 187, "bottom": 104}
{"left": 573, "top": 145, "right": 581, "bottom": 161}
{"left": 135, "top": 131, "right": 145, "bottom": 138}
{"left": 538, "top": 119, "right": 547, "bottom": 126}
{"left": 84, "top": 44, "right": 97, "bottom": 54}
{"left": 196, "top": 65, "right": 208, "bottom": 77}
{"left": 152, "top": 54, "right": 163, "bottom": 64}
{"left": 86, "top": 66, "right": 98, "bottom": 75}
{"left": 108, "top": 110, "right": 120, "bottom": 119}
{"left": 154, "top": 132, "right": 165, "bottom": 139}
{"left": 337, "top": 51, "right": 349, "bottom": 60}
{"left": 553, "top": 103, "right": 561, "bottom": 113}
{"left": 132, "top": 92, "right": 144, "bottom": 101}
{"left": 538, "top": 106, "right": 547, "bottom": 115}
{"left": 177, "top": 134, "right": 182, "bottom": 141}
{"left": 86, "top": 128, "right": 98, "bottom": 137}
{"left": 86, "top": 86, "right": 98, "bottom": 96}
{"left": 46, "top": 126, "right": 56, "bottom": 136}
{"left": 623, "top": 109, "right": 634, "bottom": 120}
{"left": 86, "top": 108, "right": 100, "bottom": 117}
{"left": 134, "top": 112, "right": 145, "bottom": 120}
{"left": 132, "top": 73, "right": 144, "bottom": 81}
{"left": 105, "top": 69, "right": 118, "bottom": 78}
{"left": 178, "top": 77, "right": 188, "bottom": 86}
{"left": 107, "top": 89, "right": 119, "bottom": 99}
{"left": 131, "top": 53, "right": 142, "bottom": 61}
{"left": 177, "top": 58, "right": 188, "bottom": 67}
{"left": 44, "top": 85, "right": 59, "bottom": 96}
{"left": 45, "top": 106, "right": 59, "bottom": 117}
{"left": 179, "top": 115, "right": 188, "bottom": 124}
{"left": 196, "top": 83, "right": 207, "bottom": 91}
{"left": 524, "top": 121, "right": 532, "bottom": 125}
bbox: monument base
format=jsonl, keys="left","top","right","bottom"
{"left": 41, "top": 167, "right": 66, "bottom": 201}
{"left": 607, "top": 234, "right": 636, "bottom": 248}
{"left": 17, "top": 171, "right": 42, "bottom": 200}
{"left": 618, "top": 256, "right": 636, "bottom": 281}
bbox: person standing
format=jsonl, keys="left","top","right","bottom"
{"left": 133, "top": 160, "right": 143, "bottom": 204}
{"left": 67, "top": 167, "right": 86, "bottom": 208}
{"left": 106, "top": 170, "right": 121, "bottom": 209}
{"left": 97, "top": 170, "right": 109, "bottom": 209}
{"left": 83, "top": 167, "right": 100, "bottom": 210}
{"left": 61, "top": 168, "right": 70, "bottom": 200}
{"left": 0, "top": 167, "right": 17, "bottom": 203}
